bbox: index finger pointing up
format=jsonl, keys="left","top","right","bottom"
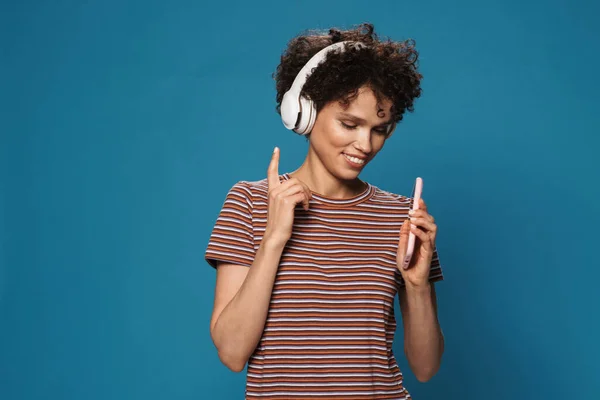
{"left": 267, "top": 147, "right": 280, "bottom": 189}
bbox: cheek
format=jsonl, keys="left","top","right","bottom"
{"left": 323, "top": 119, "right": 343, "bottom": 137}
{"left": 329, "top": 128, "right": 351, "bottom": 148}
{"left": 373, "top": 136, "right": 387, "bottom": 151}
{"left": 314, "top": 120, "right": 347, "bottom": 148}
{"left": 368, "top": 136, "right": 387, "bottom": 158}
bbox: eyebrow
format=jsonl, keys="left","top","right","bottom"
{"left": 337, "top": 112, "right": 392, "bottom": 127}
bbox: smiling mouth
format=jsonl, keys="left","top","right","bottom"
{"left": 343, "top": 153, "right": 366, "bottom": 166}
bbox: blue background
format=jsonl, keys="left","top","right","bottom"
{"left": 2, "top": 0, "right": 599, "bottom": 399}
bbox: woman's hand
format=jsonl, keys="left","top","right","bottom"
{"left": 264, "top": 147, "right": 312, "bottom": 247}
{"left": 396, "top": 198, "right": 438, "bottom": 289}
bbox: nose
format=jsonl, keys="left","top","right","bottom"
{"left": 355, "top": 127, "right": 373, "bottom": 154}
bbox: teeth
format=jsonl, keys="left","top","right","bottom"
{"left": 344, "top": 154, "right": 365, "bottom": 165}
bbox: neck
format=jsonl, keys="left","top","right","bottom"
{"left": 289, "top": 150, "right": 366, "bottom": 199}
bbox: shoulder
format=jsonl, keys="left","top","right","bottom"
{"left": 368, "top": 183, "right": 412, "bottom": 208}
{"left": 225, "top": 176, "right": 271, "bottom": 204}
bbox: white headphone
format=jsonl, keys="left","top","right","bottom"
{"left": 282, "top": 41, "right": 399, "bottom": 136}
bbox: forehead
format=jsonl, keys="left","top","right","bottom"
{"left": 334, "top": 86, "right": 392, "bottom": 119}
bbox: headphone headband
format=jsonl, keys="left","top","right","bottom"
{"left": 287, "top": 41, "right": 364, "bottom": 97}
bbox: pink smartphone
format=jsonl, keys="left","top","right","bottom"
{"left": 403, "top": 177, "right": 423, "bottom": 268}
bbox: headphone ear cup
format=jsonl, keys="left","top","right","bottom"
{"left": 296, "top": 96, "right": 316, "bottom": 135}
{"left": 280, "top": 91, "right": 300, "bottom": 130}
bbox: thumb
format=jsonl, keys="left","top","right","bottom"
{"left": 267, "top": 147, "right": 280, "bottom": 189}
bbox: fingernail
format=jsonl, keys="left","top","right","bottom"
{"left": 274, "top": 147, "right": 279, "bottom": 153}
{"left": 409, "top": 210, "right": 415, "bottom": 215}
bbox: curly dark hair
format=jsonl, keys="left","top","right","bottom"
{"left": 273, "top": 23, "right": 423, "bottom": 127}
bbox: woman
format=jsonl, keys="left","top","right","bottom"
{"left": 205, "top": 23, "right": 444, "bottom": 399}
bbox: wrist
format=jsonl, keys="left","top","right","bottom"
{"left": 262, "top": 232, "right": 288, "bottom": 252}
{"left": 405, "top": 281, "right": 432, "bottom": 296}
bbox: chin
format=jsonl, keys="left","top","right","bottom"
{"left": 334, "top": 166, "right": 363, "bottom": 181}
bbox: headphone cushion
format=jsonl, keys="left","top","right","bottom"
{"left": 305, "top": 99, "right": 318, "bottom": 134}
{"left": 297, "top": 96, "right": 316, "bottom": 135}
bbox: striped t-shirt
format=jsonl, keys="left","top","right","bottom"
{"left": 205, "top": 173, "right": 443, "bottom": 399}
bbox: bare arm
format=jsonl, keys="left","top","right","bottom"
{"left": 398, "top": 282, "right": 444, "bottom": 382}
{"left": 210, "top": 237, "right": 285, "bottom": 372}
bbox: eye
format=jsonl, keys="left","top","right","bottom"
{"left": 374, "top": 128, "right": 388, "bottom": 135}
{"left": 340, "top": 121, "right": 357, "bottom": 130}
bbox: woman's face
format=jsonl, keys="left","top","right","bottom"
{"left": 308, "top": 85, "right": 394, "bottom": 181}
